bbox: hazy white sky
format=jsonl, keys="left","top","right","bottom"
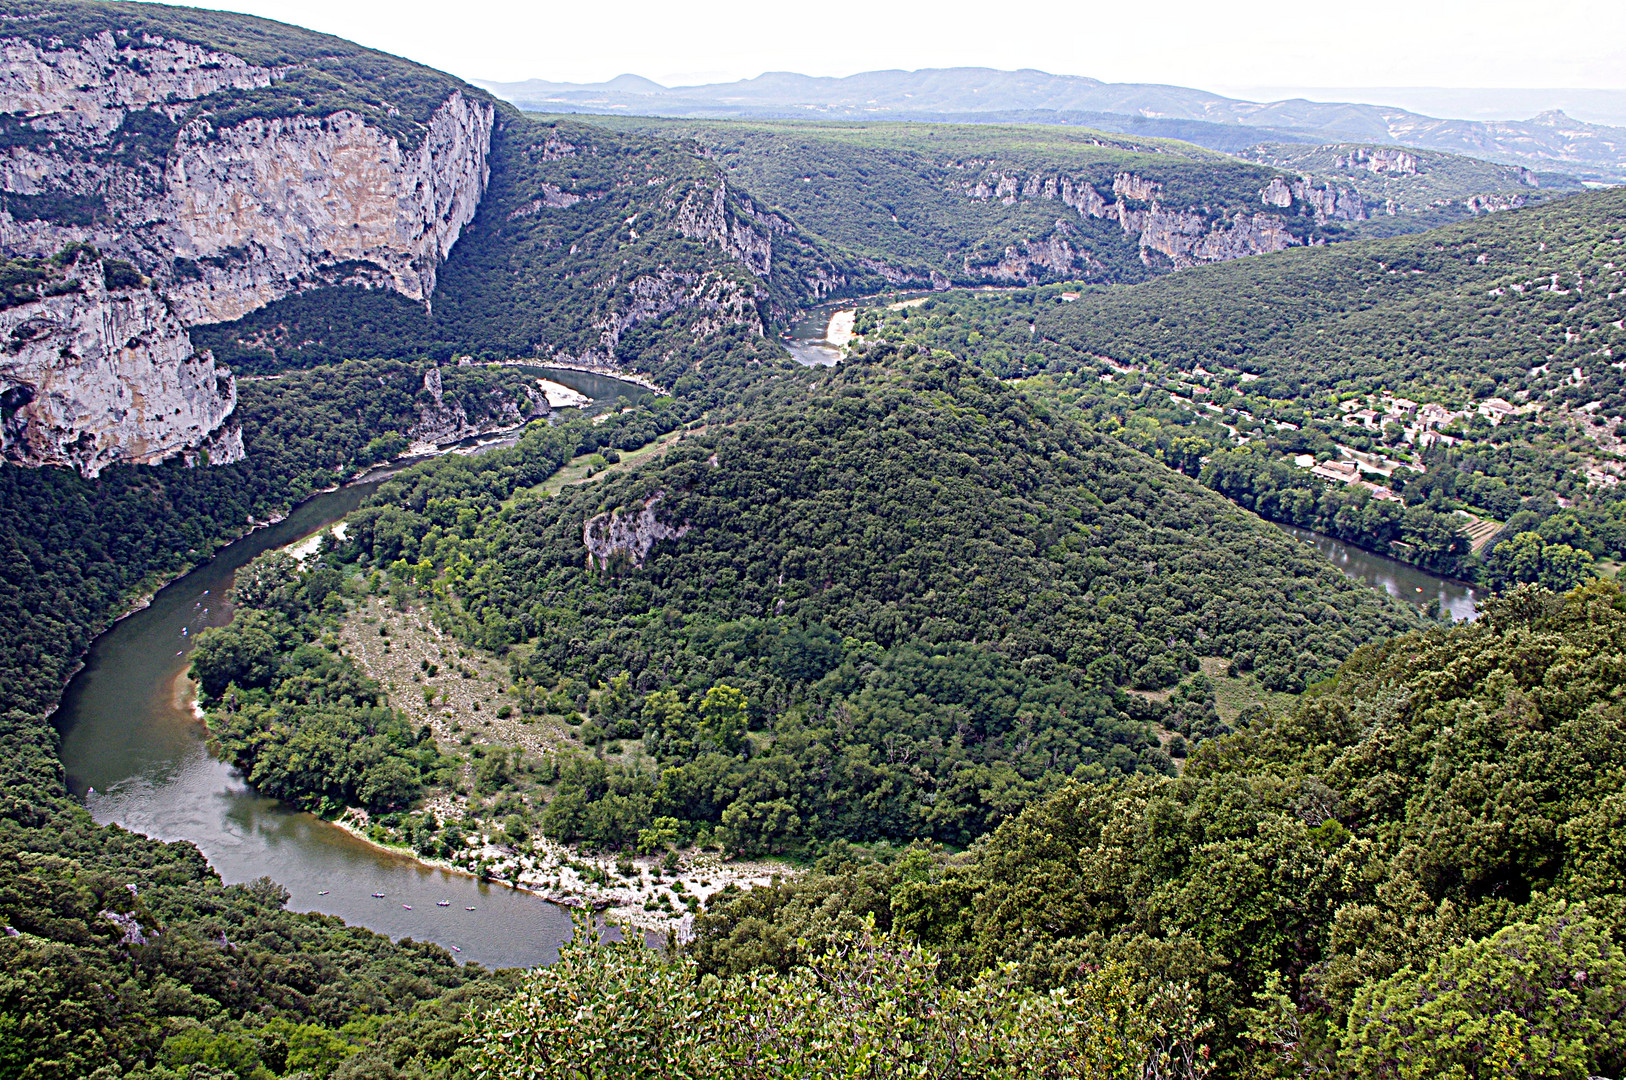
{"left": 163, "top": 0, "right": 1626, "bottom": 93}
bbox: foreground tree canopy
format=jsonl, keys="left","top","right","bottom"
{"left": 681, "top": 580, "right": 1626, "bottom": 1078}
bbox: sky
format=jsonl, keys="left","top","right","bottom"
{"left": 163, "top": 0, "right": 1626, "bottom": 97}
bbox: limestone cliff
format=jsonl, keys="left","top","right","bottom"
{"left": 156, "top": 92, "right": 493, "bottom": 323}
{"left": 583, "top": 492, "right": 691, "bottom": 570}
{"left": 964, "top": 168, "right": 1310, "bottom": 273}
{"left": 0, "top": 253, "right": 236, "bottom": 477}
{"left": 0, "top": 27, "right": 494, "bottom": 323}
{"left": 0, "top": 23, "right": 496, "bottom": 469}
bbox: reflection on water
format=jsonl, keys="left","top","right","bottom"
{"left": 1275, "top": 522, "right": 1478, "bottom": 622}
{"left": 523, "top": 366, "right": 656, "bottom": 414}
{"left": 50, "top": 375, "right": 689, "bottom": 967}
{"left": 786, "top": 306, "right": 844, "bottom": 367}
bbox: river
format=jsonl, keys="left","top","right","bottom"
{"left": 785, "top": 292, "right": 938, "bottom": 366}
{"left": 53, "top": 367, "right": 641, "bottom": 970}
{"left": 785, "top": 304, "right": 848, "bottom": 366}
{"left": 1275, "top": 523, "right": 1479, "bottom": 621}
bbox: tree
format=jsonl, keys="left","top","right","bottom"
{"left": 636, "top": 816, "right": 682, "bottom": 855}
{"left": 1485, "top": 531, "right": 1596, "bottom": 593}
{"left": 358, "top": 757, "right": 422, "bottom": 813}
{"left": 190, "top": 609, "right": 284, "bottom": 699}
{"left": 1344, "top": 908, "right": 1626, "bottom": 1080}
{"left": 697, "top": 684, "right": 748, "bottom": 756}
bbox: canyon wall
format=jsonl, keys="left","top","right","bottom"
{"left": 0, "top": 255, "right": 238, "bottom": 476}
{"left": 964, "top": 168, "right": 1317, "bottom": 274}
{"left": 0, "top": 26, "right": 496, "bottom": 468}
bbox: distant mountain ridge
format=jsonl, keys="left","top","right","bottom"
{"left": 477, "top": 67, "right": 1626, "bottom": 183}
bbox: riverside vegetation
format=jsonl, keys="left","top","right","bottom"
{"left": 2, "top": 3, "right": 1625, "bottom": 1079}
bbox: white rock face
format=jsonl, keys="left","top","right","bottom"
{"left": 671, "top": 179, "right": 781, "bottom": 279}
{"left": 0, "top": 26, "right": 496, "bottom": 472}
{"left": 0, "top": 262, "right": 237, "bottom": 477}
{"left": 160, "top": 93, "right": 494, "bottom": 323}
{"left": 583, "top": 492, "right": 691, "bottom": 570}
{"left": 0, "top": 31, "right": 276, "bottom": 139}
{"left": 966, "top": 169, "right": 1308, "bottom": 272}
{"left": 1336, "top": 147, "right": 1419, "bottom": 176}
{"left": 0, "top": 31, "right": 494, "bottom": 324}
{"left": 1262, "top": 175, "right": 1365, "bottom": 224}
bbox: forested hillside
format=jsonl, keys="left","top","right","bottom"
{"left": 1238, "top": 142, "right": 1584, "bottom": 235}
{"left": 195, "top": 110, "right": 1356, "bottom": 374}
{"left": 675, "top": 580, "right": 1626, "bottom": 1078}
{"left": 580, "top": 117, "right": 1337, "bottom": 283}
{"left": 1041, "top": 185, "right": 1626, "bottom": 397}
{"left": 836, "top": 187, "right": 1626, "bottom": 583}
{"left": 193, "top": 356, "right": 1412, "bottom": 871}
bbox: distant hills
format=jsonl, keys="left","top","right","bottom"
{"left": 476, "top": 67, "right": 1626, "bottom": 183}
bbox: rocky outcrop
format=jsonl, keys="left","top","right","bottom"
{"left": 407, "top": 365, "right": 547, "bottom": 445}
{"left": 670, "top": 180, "right": 784, "bottom": 279}
{"left": 1112, "top": 173, "right": 1161, "bottom": 202}
{"left": 595, "top": 269, "right": 766, "bottom": 358}
{"left": 0, "top": 31, "right": 495, "bottom": 324}
{"left": 508, "top": 183, "right": 599, "bottom": 219}
{"left": 1261, "top": 176, "right": 1366, "bottom": 224}
{"left": 0, "top": 256, "right": 237, "bottom": 477}
{"left": 965, "top": 220, "right": 1107, "bottom": 282}
{"left": 1335, "top": 147, "right": 1418, "bottom": 176}
{"left": 965, "top": 168, "right": 1308, "bottom": 270}
{"left": 583, "top": 491, "right": 691, "bottom": 570}
{"left": 100, "top": 909, "right": 153, "bottom": 947}
{"left": 1463, "top": 193, "right": 1528, "bottom": 215}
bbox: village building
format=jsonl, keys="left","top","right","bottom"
{"left": 1416, "top": 402, "right": 1454, "bottom": 428}
{"left": 1361, "top": 482, "right": 1404, "bottom": 503}
{"left": 1343, "top": 408, "right": 1382, "bottom": 430}
{"left": 1311, "top": 459, "right": 1361, "bottom": 483}
{"left": 1414, "top": 429, "right": 1461, "bottom": 449}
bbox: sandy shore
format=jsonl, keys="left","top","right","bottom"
{"left": 825, "top": 309, "right": 857, "bottom": 347}
{"left": 330, "top": 808, "right": 786, "bottom": 936}
{"left": 486, "top": 358, "right": 667, "bottom": 396}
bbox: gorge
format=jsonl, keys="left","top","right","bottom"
{"left": 2, "top": 3, "right": 1623, "bottom": 1079}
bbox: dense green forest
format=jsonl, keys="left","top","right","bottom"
{"left": 666, "top": 579, "right": 1626, "bottom": 1078}
{"left": 1040, "top": 186, "right": 1626, "bottom": 398}
{"left": 197, "top": 356, "right": 1414, "bottom": 867}
{"left": 832, "top": 188, "right": 1626, "bottom": 581}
